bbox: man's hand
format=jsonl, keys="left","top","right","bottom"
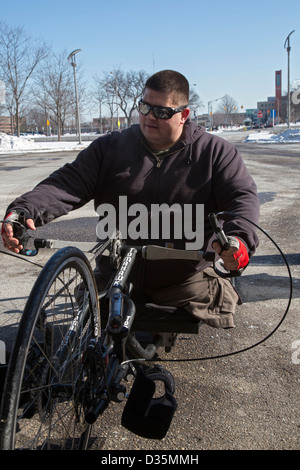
{"left": 1, "top": 213, "right": 36, "bottom": 253}
{"left": 212, "top": 236, "right": 249, "bottom": 272}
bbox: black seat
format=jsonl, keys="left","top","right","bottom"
{"left": 99, "top": 295, "right": 202, "bottom": 334}
{"left": 132, "top": 303, "right": 202, "bottom": 334}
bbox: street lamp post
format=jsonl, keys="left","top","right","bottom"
{"left": 284, "top": 30, "right": 295, "bottom": 129}
{"left": 68, "top": 49, "right": 82, "bottom": 143}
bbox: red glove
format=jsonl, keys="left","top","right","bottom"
{"left": 232, "top": 237, "right": 249, "bottom": 269}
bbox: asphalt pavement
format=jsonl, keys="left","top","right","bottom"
{"left": 0, "top": 130, "right": 299, "bottom": 451}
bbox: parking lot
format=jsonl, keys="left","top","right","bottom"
{"left": 0, "top": 131, "right": 299, "bottom": 450}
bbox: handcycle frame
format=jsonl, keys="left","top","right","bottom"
{"left": 0, "top": 212, "right": 242, "bottom": 448}
{"left": 60, "top": 235, "right": 217, "bottom": 426}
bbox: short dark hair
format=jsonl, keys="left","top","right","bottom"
{"left": 144, "top": 70, "right": 189, "bottom": 106}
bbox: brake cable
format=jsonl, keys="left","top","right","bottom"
{"left": 0, "top": 247, "right": 44, "bottom": 268}
{"left": 0, "top": 211, "right": 293, "bottom": 362}
{"left": 156, "top": 211, "right": 293, "bottom": 363}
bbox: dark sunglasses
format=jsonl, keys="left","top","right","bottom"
{"left": 138, "top": 99, "right": 187, "bottom": 120}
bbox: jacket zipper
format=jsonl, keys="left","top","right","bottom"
{"left": 136, "top": 141, "right": 186, "bottom": 297}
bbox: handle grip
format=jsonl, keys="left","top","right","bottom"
{"left": 12, "top": 212, "right": 38, "bottom": 256}
{"left": 208, "top": 213, "right": 244, "bottom": 278}
{"left": 12, "top": 219, "right": 31, "bottom": 255}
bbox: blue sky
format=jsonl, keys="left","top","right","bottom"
{"left": 1, "top": 0, "right": 299, "bottom": 118}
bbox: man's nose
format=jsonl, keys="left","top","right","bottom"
{"left": 147, "top": 109, "right": 157, "bottom": 120}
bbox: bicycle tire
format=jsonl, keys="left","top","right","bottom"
{"left": 0, "top": 247, "right": 100, "bottom": 450}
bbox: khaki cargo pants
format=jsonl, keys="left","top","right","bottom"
{"left": 95, "top": 263, "right": 241, "bottom": 329}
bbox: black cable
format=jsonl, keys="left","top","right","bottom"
{"left": 0, "top": 211, "right": 293, "bottom": 363}
{"left": 155, "top": 211, "right": 293, "bottom": 363}
{"left": 0, "top": 248, "right": 44, "bottom": 268}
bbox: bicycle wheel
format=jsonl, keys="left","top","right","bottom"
{"left": 0, "top": 247, "right": 100, "bottom": 450}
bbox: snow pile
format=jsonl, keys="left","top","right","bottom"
{"left": 1, "top": 127, "right": 300, "bottom": 154}
{"left": 0, "top": 132, "right": 88, "bottom": 154}
{"left": 244, "top": 128, "right": 300, "bottom": 143}
{"left": 0, "top": 131, "right": 39, "bottom": 151}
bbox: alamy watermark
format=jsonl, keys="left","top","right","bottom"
{"left": 0, "top": 80, "right": 5, "bottom": 105}
{"left": 0, "top": 340, "right": 6, "bottom": 364}
{"left": 291, "top": 88, "right": 300, "bottom": 105}
{"left": 96, "top": 196, "right": 204, "bottom": 250}
{"left": 291, "top": 340, "right": 300, "bottom": 365}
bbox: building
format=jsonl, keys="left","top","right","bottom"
{"left": 92, "top": 116, "right": 127, "bottom": 133}
{"left": 0, "top": 115, "right": 13, "bottom": 134}
{"left": 254, "top": 71, "right": 283, "bottom": 124}
{"left": 275, "top": 70, "right": 282, "bottom": 119}
{"left": 257, "top": 97, "right": 276, "bottom": 123}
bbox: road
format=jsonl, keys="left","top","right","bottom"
{"left": 0, "top": 130, "right": 299, "bottom": 451}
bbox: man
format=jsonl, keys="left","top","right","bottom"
{"left": 1, "top": 70, "right": 259, "bottom": 328}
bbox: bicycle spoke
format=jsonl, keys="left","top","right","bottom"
{"left": 0, "top": 248, "right": 100, "bottom": 450}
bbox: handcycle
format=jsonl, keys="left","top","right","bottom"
{"left": 0, "top": 213, "right": 243, "bottom": 450}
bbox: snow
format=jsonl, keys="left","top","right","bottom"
{"left": 1, "top": 126, "right": 300, "bottom": 154}
{"left": 243, "top": 127, "right": 300, "bottom": 143}
{"left": 0, "top": 132, "right": 88, "bottom": 154}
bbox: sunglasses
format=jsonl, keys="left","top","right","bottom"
{"left": 138, "top": 99, "right": 187, "bottom": 120}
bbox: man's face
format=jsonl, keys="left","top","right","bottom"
{"left": 139, "top": 88, "right": 190, "bottom": 151}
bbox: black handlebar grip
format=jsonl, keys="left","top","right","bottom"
{"left": 12, "top": 216, "right": 30, "bottom": 254}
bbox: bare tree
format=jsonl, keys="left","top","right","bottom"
{"left": 113, "top": 69, "right": 149, "bottom": 127}
{"left": 0, "top": 21, "right": 48, "bottom": 136}
{"left": 92, "top": 73, "right": 116, "bottom": 131}
{"left": 33, "top": 50, "right": 84, "bottom": 140}
{"left": 216, "top": 94, "right": 238, "bottom": 126}
{"left": 216, "top": 94, "right": 238, "bottom": 115}
{"left": 189, "top": 87, "right": 204, "bottom": 121}
{"left": 0, "top": 79, "right": 5, "bottom": 109}
{"left": 26, "top": 107, "right": 49, "bottom": 134}
{"left": 91, "top": 76, "right": 107, "bottom": 133}
{"left": 93, "top": 69, "right": 149, "bottom": 130}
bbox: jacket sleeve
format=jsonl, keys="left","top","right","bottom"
{"left": 6, "top": 138, "right": 104, "bottom": 227}
{"left": 211, "top": 139, "right": 260, "bottom": 257}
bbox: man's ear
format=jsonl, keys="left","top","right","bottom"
{"left": 181, "top": 107, "right": 190, "bottom": 123}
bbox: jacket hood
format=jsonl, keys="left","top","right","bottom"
{"left": 181, "top": 119, "right": 206, "bottom": 146}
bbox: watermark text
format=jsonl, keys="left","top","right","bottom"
{"left": 291, "top": 340, "right": 300, "bottom": 364}
{"left": 0, "top": 340, "right": 6, "bottom": 364}
{"left": 291, "top": 88, "right": 300, "bottom": 105}
{"left": 96, "top": 196, "right": 204, "bottom": 250}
